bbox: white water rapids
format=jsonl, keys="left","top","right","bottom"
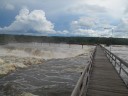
{"left": 0, "top": 43, "right": 94, "bottom": 96}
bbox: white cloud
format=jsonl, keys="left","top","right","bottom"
{"left": 0, "top": 0, "right": 15, "bottom": 11}
{"left": 84, "top": 0, "right": 126, "bottom": 18}
{"left": 0, "top": 0, "right": 128, "bottom": 37}
{"left": 67, "top": 4, "right": 106, "bottom": 15}
{"left": 114, "top": 17, "right": 128, "bottom": 37}
{"left": 56, "top": 30, "right": 69, "bottom": 35}
{"left": 64, "top": 0, "right": 128, "bottom": 19}
{"left": 5, "top": 3, "right": 15, "bottom": 10}
{"left": 71, "top": 17, "right": 97, "bottom": 30}
{"left": 0, "top": 0, "right": 127, "bottom": 18}
{"left": 73, "top": 29, "right": 99, "bottom": 37}
{"left": 0, "top": 8, "right": 55, "bottom": 35}
{"left": 70, "top": 16, "right": 115, "bottom": 37}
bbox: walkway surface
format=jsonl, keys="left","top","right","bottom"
{"left": 86, "top": 46, "right": 128, "bottom": 96}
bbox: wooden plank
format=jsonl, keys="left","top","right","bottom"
{"left": 89, "top": 80, "right": 125, "bottom": 87}
{"left": 87, "top": 89, "right": 128, "bottom": 96}
{"left": 86, "top": 46, "right": 128, "bottom": 96}
{"left": 88, "top": 85, "right": 128, "bottom": 93}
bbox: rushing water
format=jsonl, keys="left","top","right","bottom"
{"left": 0, "top": 54, "right": 89, "bottom": 96}
{"left": 0, "top": 43, "right": 94, "bottom": 96}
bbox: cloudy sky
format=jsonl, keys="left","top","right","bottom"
{"left": 0, "top": 0, "right": 128, "bottom": 37}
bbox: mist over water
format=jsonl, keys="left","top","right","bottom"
{"left": 1, "top": 43, "right": 91, "bottom": 59}
{"left": 0, "top": 43, "right": 93, "bottom": 75}
{"left": 0, "top": 43, "right": 94, "bottom": 96}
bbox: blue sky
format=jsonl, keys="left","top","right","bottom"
{"left": 0, "top": 0, "right": 128, "bottom": 37}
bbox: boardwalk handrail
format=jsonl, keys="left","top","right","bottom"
{"left": 100, "top": 45, "right": 128, "bottom": 86}
{"left": 71, "top": 47, "right": 96, "bottom": 96}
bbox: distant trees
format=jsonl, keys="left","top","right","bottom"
{"left": 0, "top": 34, "right": 128, "bottom": 45}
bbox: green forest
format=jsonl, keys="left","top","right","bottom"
{"left": 0, "top": 34, "right": 128, "bottom": 45}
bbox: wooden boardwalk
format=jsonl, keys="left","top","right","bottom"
{"left": 86, "top": 46, "right": 128, "bottom": 96}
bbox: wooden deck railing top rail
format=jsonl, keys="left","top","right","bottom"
{"left": 71, "top": 45, "right": 128, "bottom": 96}
{"left": 86, "top": 45, "right": 128, "bottom": 96}
{"left": 100, "top": 45, "right": 128, "bottom": 87}
{"left": 70, "top": 47, "right": 96, "bottom": 96}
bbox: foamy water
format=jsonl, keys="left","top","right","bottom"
{"left": 0, "top": 43, "right": 94, "bottom": 96}
{"left": 0, "top": 43, "right": 92, "bottom": 59}
{"left": 0, "top": 43, "right": 94, "bottom": 75}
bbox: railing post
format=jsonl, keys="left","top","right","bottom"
{"left": 114, "top": 58, "right": 117, "bottom": 67}
{"left": 71, "top": 46, "right": 96, "bottom": 96}
{"left": 109, "top": 53, "right": 112, "bottom": 63}
{"left": 119, "top": 62, "right": 122, "bottom": 75}
{"left": 112, "top": 55, "right": 114, "bottom": 64}
{"left": 100, "top": 45, "right": 128, "bottom": 87}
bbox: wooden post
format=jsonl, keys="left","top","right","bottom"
{"left": 119, "top": 62, "right": 122, "bottom": 75}
{"left": 115, "top": 58, "right": 117, "bottom": 67}
{"left": 109, "top": 53, "right": 112, "bottom": 63}
{"left": 111, "top": 54, "right": 113, "bottom": 63}
{"left": 69, "top": 44, "right": 71, "bottom": 48}
{"left": 82, "top": 44, "right": 83, "bottom": 49}
{"left": 111, "top": 55, "right": 113, "bottom": 64}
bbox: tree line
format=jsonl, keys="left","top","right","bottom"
{"left": 0, "top": 34, "right": 128, "bottom": 45}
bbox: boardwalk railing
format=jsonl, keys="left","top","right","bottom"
{"left": 71, "top": 47, "right": 96, "bottom": 96}
{"left": 101, "top": 45, "right": 128, "bottom": 87}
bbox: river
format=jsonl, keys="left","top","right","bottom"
{"left": 0, "top": 43, "right": 94, "bottom": 96}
